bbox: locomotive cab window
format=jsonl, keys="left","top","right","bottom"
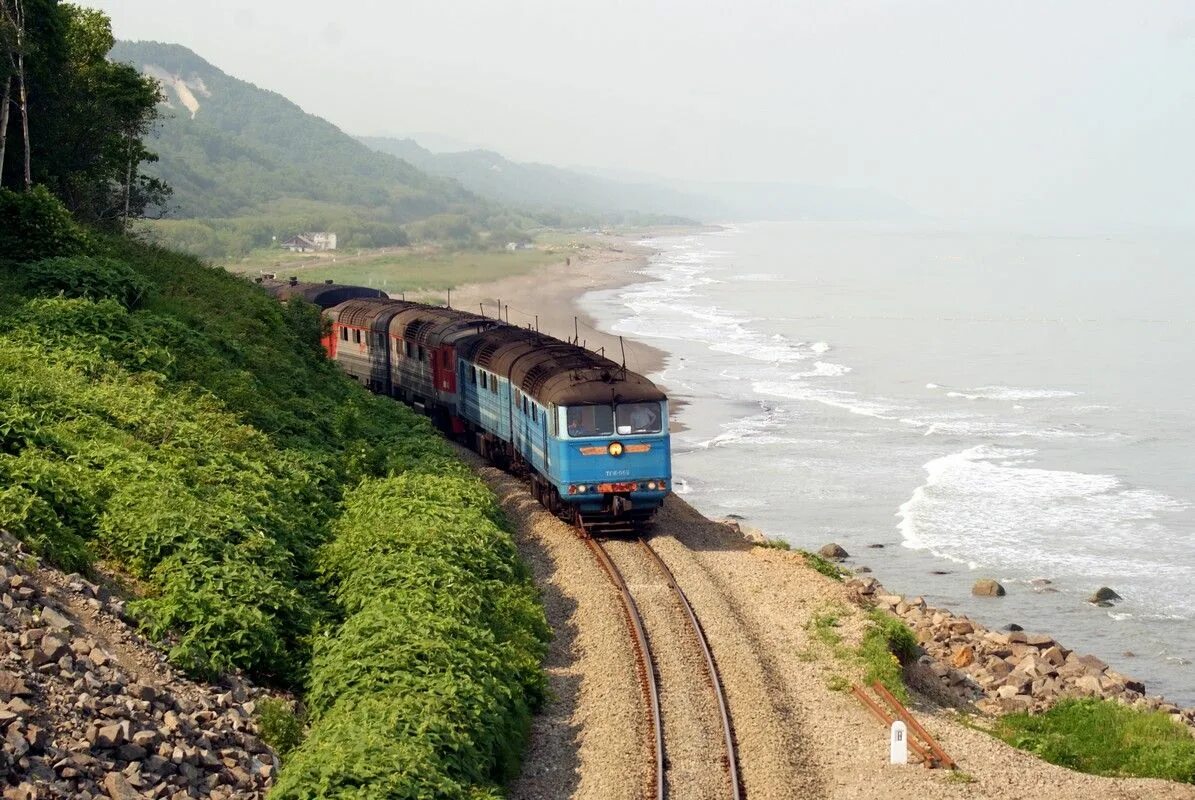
{"left": 616, "top": 402, "right": 663, "bottom": 435}
{"left": 353, "top": 330, "right": 361, "bottom": 344}
{"left": 565, "top": 405, "right": 614, "bottom": 437}
{"left": 489, "top": 374, "right": 498, "bottom": 393}
{"left": 340, "top": 327, "right": 348, "bottom": 341}
{"left": 404, "top": 341, "right": 413, "bottom": 358}
{"left": 471, "top": 366, "right": 477, "bottom": 385}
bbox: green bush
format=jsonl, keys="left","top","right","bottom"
{"left": 996, "top": 698, "right": 1195, "bottom": 783}
{"left": 256, "top": 697, "right": 307, "bottom": 759}
{"left": 859, "top": 610, "right": 919, "bottom": 702}
{"left": 271, "top": 474, "right": 550, "bottom": 798}
{"left": 0, "top": 187, "right": 87, "bottom": 263}
{"left": 24, "top": 256, "right": 151, "bottom": 308}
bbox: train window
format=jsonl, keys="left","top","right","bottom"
{"left": 418, "top": 346, "right": 425, "bottom": 362}
{"left": 522, "top": 396, "right": 529, "bottom": 415}
{"left": 531, "top": 405, "right": 538, "bottom": 423}
{"left": 616, "top": 402, "right": 662, "bottom": 434}
{"left": 566, "top": 405, "right": 614, "bottom": 437}
{"left": 340, "top": 327, "right": 348, "bottom": 341}
{"left": 471, "top": 366, "right": 477, "bottom": 385}
{"left": 353, "top": 330, "right": 361, "bottom": 344}
{"left": 404, "top": 341, "right": 412, "bottom": 358}
{"left": 489, "top": 374, "right": 498, "bottom": 393}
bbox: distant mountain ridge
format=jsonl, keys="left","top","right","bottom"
{"left": 360, "top": 135, "right": 919, "bottom": 223}
{"left": 109, "top": 41, "right": 481, "bottom": 222}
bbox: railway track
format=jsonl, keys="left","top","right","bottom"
{"left": 584, "top": 534, "right": 743, "bottom": 800}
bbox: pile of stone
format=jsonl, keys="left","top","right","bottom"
{"left": 0, "top": 532, "right": 278, "bottom": 799}
{"left": 845, "top": 574, "right": 1195, "bottom": 727}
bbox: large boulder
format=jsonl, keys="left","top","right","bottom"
{"left": 971, "top": 579, "right": 1006, "bottom": 597}
{"left": 818, "top": 543, "right": 849, "bottom": 560}
{"left": 1088, "top": 586, "right": 1122, "bottom": 604}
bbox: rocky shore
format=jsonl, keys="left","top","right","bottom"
{"left": 841, "top": 571, "right": 1195, "bottom": 727}
{"left": 0, "top": 531, "right": 278, "bottom": 799}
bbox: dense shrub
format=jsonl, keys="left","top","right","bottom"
{"left": 0, "top": 187, "right": 87, "bottom": 264}
{"left": 24, "top": 256, "right": 151, "bottom": 308}
{"left": 271, "top": 474, "right": 550, "bottom": 798}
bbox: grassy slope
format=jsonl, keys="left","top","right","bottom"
{"left": 0, "top": 203, "right": 548, "bottom": 794}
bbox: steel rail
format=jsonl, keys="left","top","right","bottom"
{"left": 637, "top": 538, "right": 744, "bottom": 800}
{"left": 584, "top": 537, "right": 665, "bottom": 800}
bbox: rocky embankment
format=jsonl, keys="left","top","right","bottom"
{"left": 844, "top": 572, "right": 1195, "bottom": 727}
{"left": 0, "top": 531, "right": 277, "bottom": 799}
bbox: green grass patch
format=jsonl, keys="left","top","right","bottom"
{"left": 995, "top": 698, "right": 1195, "bottom": 783}
{"left": 230, "top": 245, "right": 562, "bottom": 295}
{"left": 860, "top": 610, "right": 918, "bottom": 703}
{"left": 804, "top": 606, "right": 917, "bottom": 702}
{"left": 798, "top": 549, "right": 846, "bottom": 581}
{"left": 756, "top": 538, "right": 791, "bottom": 550}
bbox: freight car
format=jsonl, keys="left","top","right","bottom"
{"left": 318, "top": 294, "right": 671, "bottom": 531}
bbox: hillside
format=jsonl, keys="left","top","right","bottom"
{"left": 0, "top": 188, "right": 548, "bottom": 795}
{"left": 361, "top": 135, "right": 919, "bottom": 223}
{"left": 108, "top": 41, "right": 508, "bottom": 256}
{"left": 359, "top": 136, "right": 699, "bottom": 224}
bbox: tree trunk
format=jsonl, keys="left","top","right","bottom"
{"left": 0, "top": 75, "right": 10, "bottom": 185}
{"left": 123, "top": 132, "right": 133, "bottom": 230}
{"left": 17, "top": 48, "right": 28, "bottom": 189}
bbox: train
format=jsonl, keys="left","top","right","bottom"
{"left": 262, "top": 278, "right": 671, "bottom": 530}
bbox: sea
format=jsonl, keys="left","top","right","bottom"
{"left": 580, "top": 221, "right": 1195, "bottom": 705}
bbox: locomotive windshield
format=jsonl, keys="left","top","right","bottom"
{"left": 565, "top": 402, "right": 662, "bottom": 437}
{"left": 566, "top": 405, "right": 614, "bottom": 437}
{"left": 616, "top": 402, "right": 662, "bottom": 434}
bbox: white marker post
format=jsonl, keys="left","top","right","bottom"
{"left": 890, "top": 720, "right": 909, "bottom": 765}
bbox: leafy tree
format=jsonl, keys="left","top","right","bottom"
{"left": 0, "top": 1, "right": 167, "bottom": 227}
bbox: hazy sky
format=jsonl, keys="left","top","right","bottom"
{"left": 87, "top": 1, "right": 1194, "bottom": 230}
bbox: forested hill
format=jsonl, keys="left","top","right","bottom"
{"left": 359, "top": 136, "right": 699, "bottom": 224}
{"left": 108, "top": 41, "right": 483, "bottom": 223}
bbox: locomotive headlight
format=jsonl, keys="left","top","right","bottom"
{"left": 647, "top": 481, "right": 658, "bottom": 490}
{"left": 577, "top": 484, "right": 588, "bottom": 493}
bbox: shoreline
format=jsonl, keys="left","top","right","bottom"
{"left": 421, "top": 232, "right": 689, "bottom": 428}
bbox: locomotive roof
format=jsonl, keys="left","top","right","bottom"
{"left": 331, "top": 298, "right": 415, "bottom": 327}
{"left": 456, "top": 326, "right": 665, "bottom": 406}
{"left": 390, "top": 306, "right": 498, "bottom": 345}
{"left": 260, "top": 279, "right": 386, "bottom": 308}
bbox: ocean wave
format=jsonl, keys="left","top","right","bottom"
{"left": 796, "top": 361, "right": 852, "bottom": 378}
{"left": 945, "top": 386, "right": 1080, "bottom": 401}
{"left": 897, "top": 444, "right": 1192, "bottom": 615}
{"left": 753, "top": 380, "right": 902, "bottom": 420}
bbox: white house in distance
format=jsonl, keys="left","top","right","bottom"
{"left": 280, "top": 232, "right": 338, "bottom": 252}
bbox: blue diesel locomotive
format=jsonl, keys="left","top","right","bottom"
{"left": 317, "top": 295, "right": 670, "bottom": 530}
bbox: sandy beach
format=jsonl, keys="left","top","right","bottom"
{"left": 409, "top": 236, "right": 668, "bottom": 377}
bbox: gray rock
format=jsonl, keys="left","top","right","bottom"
{"left": 1088, "top": 586, "right": 1122, "bottom": 603}
{"left": 37, "top": 607, "right": 72, "bottom": 631}
{"left": 818, "top": 543, "right": 849, "bottom": 559}
{"left": 971, "top": 578, "right": 1006, "bottom": 597}
{"left": 102, "top": 772, "right": 142, "bottom": 800}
